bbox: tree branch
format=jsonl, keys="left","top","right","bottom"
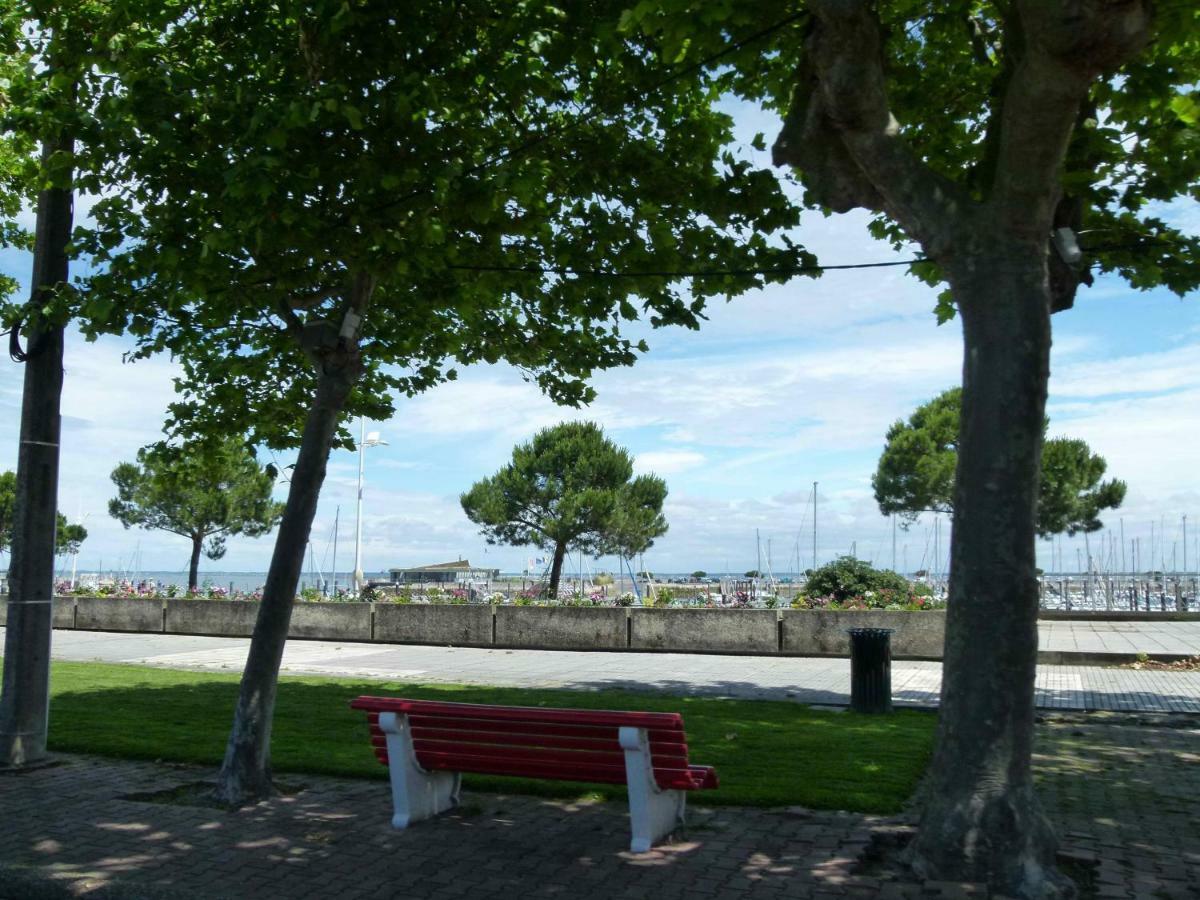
{"left": 275, "top": 299, "right": 305, "bottom": 343}
{"left": 988, "top": 1, "right": 1153, "bottom": 238}
{"left": 772, "top": 0, "right": 970, "bottom": 258}
{"left": 287, "top": 285, "right": 340, "bottom": 311}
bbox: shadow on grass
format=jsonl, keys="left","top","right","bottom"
{"left": 45, "top": 661, "right": 936, "bottom": 813}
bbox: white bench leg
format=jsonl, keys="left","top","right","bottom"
{"left": 619, "top": 726, "right": 686, "bottom": 853}
{"left": 378, "top": 711, "right": 461, "bottom": 829}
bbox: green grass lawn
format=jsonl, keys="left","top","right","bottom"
{"left": 34, "top": 660, "right": 934, "bottom": 813}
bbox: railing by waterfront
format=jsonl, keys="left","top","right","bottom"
{"left": 1039, "top": 573, "right": 1198, "bottom": 612}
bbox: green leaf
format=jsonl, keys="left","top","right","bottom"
{"left": 933, "top": 290, "right": 956, "bottom": 325}
{"left": 1168, "top": 93, "right": 1200, "bottom": 126}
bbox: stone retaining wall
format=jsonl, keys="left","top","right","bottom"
{"left": 4, "top": 596, "right": 949, "bottom": 658}
{"left": 495, "top": 606, "right": 628, "bottom": 651}
{"left": 165, "top": 599, "right": 260, "bottom": 637}
{"left": 631, "top": 608, "right": 779, "bottom": 655}
{"left": 75, "top": 596, "right": 162, "bottom": 633}
{"left": 780, "top": 609, "right": 945, "bottom": 658}
{"left": 374, "top": 603, "right": 492, "bottom": 647}
{"left": 289, "top": 602, "right": 373, "bottom": 642}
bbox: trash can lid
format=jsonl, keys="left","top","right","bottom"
{"left": 845, "top": 627, "right": 895, "bottom": 636}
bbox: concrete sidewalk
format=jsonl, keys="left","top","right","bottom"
{"left": 19, "top": 626, "right": 1200, "bottom": 714}
{"left": 1, "top": 714, "right": 1196, "bottom": 899}
{"left": 1038, "top": 618, "right": 1200, "bottom": 659}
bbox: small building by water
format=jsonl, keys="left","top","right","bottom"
{"left": 387, "top": 559, "right": 499, "bottom": 585}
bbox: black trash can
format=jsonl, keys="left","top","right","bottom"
{"left": 846, "top": 627, "right": 893, "bottom": 714}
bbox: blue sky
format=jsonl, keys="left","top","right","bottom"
{"left": 2, "top": 101, "right": 1198, "bottom": 581}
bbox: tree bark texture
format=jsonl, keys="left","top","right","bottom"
{"left": 907, "top": 245, "right": 1068, "bottom": 895}
{"left": 548, "top": 541, "right": 567, "bottom": 599}
{"left": 188, "top": 534, "right": 203, "bottom": 591}
{"left": 214, "top": 277, "right": 372, "bottom": 806}
{"left": 770, "top": 2, "right": 1153, "bottom": 895}
{"left": 0, "top": 137, "right": 74, "bottom": 768}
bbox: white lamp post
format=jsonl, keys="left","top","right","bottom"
{"left": 353, "top": 417, "right": 388, "bottom": 593}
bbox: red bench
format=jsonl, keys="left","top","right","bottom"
{"left": 349, "top": 696, "right": 718, "bottom": 852}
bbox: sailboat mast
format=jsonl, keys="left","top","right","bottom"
{"left": 812, "top": 481, "right": 818, "bottom": 571}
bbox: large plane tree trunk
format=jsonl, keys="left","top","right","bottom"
{"left": 213, "top": 278, "right": 371, "bottom": 806}
{"left": 0, "top": 135, "right": 74, "bottom": 768}
{"left": 768, "top": 4, "right": 1153, "bottom": 894}
{"left": 908, "top": 244, "right": 1068, "bottom": 896}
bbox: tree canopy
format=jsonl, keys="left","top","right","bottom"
{"left": 0, "top": 6, "right": 32, "bottom": 311}
{"left": 53, "top": 513, "right": 86, "bottom": 558}
{"left": 37, "top": 0, "right": 811, "bottom": 448}
{"left": 109, "top": 440, "right": 284, "bottom": 589}
{"left": 873, "top": 387, "right": 1127, "bottom": 537}
{"left": 0, "top": 470, "right": 87, "bottom": 558}
{"left": 461, "top": 422, "right": 667, "bottom": 597}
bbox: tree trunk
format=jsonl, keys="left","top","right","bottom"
{"left": 212, "top": 363, "right": 359, "bottom": 805}
{"left": 547, "top": 541, "right": 567, "bottom": 599}
{"left": 908, "top": 245, "right": 1071, "bottom": 898}
{"left": 0, "top": 136, "right": 74, "bottom": 768}
{"left": 188, "top": 534, "right": 203, "bottom": 591}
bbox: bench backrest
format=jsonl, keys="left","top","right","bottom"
{"left": 350, "top": 696, "right": 701, "bottom": 790}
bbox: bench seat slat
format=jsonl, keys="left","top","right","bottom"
{"left": 414, "top": 741, "right": 627, "bottom": 770}
{"left": 414, "top": 750, "right": 708, "bottom": 791}
{"left": 371, "top": 734, "right": 690, "bottom": 768}
{"left": 352, "top": 697, "right": 684, "bottom": 731}
{"left": 410, "top": 739, "right": 689, "bottom": 770}
{"left": 369, "top": 727, "right": 687, "bottom": 757}
{"left": 371, "top": 746, "right": 712, "bottom": 791}
{"left": 404, "top": 714, "right": 687, "bottom": 746}
{"left": 416, "top": 751, "right": 630, "bottom": 784}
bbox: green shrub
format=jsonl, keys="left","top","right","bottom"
{"left": 298, "top": 585, "right": 323, "bottom": 603}
{"left": 804, "top": 557, "right": 911, "bottom": 605}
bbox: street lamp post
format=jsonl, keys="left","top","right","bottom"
{"left": 353, "top": 417, "right": 387, "bottom": 593}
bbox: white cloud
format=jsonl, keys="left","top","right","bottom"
{"left": 1051, "top": 345, "right": 1200, "bottom": 399}
{"left": 634, "top": 450, "right": 706, "bottom": 476}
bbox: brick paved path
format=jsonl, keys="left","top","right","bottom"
{"left": 1, "top": 715, "right": 1196, "bottom": 899}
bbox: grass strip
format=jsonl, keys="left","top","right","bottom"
{"left": 37, "top": 659, "right": 934, "bottom": 813}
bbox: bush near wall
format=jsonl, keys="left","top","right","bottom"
{"left": 795, "top": 557, "right": 941, "bottom": 611}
